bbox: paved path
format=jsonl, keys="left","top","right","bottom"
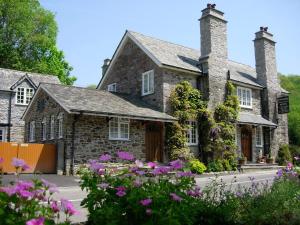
{"left": 1, "top": 170, "right": 278, "bottom": 223}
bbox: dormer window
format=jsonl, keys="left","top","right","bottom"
{"left": 107, "top": 83, "right": 117, "bottom": 92}
{"left": 237, "top": 87, "right": 252, "bottom": 108}
{"left": 16, "top": 87, "right": 34, "bottom": 105}
{"left": 142, "top": 70, "right": 154, "bottom": 96}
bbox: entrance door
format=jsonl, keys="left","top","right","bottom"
{"left": 241, "top": 127, "right": 252, "bottom": 161}
{"left": 145, "top": 122, "right": 163, "bottom": 162}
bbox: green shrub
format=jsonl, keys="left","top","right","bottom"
{"left": 277, "top": 144, "right": 292, "bottom": 165}
{"left": 188, "top": 159, "right": 207, "bottom": 174}
{"left": 221, "top": 159, "right": 232, "bottom": 171}
{"left": 207, "top": 160, "right": 224, "bottom": 172}
{"left": 290, "top": 145, "right": 300, "bottom": 166}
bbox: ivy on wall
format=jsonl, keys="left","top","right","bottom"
{"left": 167, "top": 81, "right": 239, "bottom": 164}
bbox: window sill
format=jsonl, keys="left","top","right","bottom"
{"left": 15, "top": 103, "right": 29, "bottom": 106}
{"left": 187, "top": 143, "right": 198, "bottom": 146}
{"left": 109, "top": 138, "right": 130, "bottom": 141}
{"left": 240, "top": 105, "right": 253, "bottom": 109}
{"left": 141, "top": 91, "right": 154, "bottom": 97}
{"left": 256, "top": 145, "right": 263, "bottom": 148}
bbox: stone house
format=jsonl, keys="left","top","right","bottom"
{"left": 23, "top": 4, "right": 289, "bottom": 174}
{"left": 0, "top": 68, "right": 60, "bottom": 142}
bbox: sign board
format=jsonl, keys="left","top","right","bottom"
{"left": 278, "top": 96, "right": 289, "bottom": 114}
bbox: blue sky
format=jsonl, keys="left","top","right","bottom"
{"left": 40, "top": 0, "right": 300, "bottom": 87}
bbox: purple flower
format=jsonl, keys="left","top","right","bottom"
{"left": 287, "top": 162, "right": 293, "bottom": 170}
{"left": 61, "top": 198, "right": 79, "bottom": 215}
{"left": 89, "top": 160, "right": 105, "bottom": 173}
{"left": 0, "top": 186, "right": 17, "bottom": 196}
{"left": 170, "top": 193, "right": 182, "bottom": 202}
{"left": 177, "top": 171, "right": 193, "bottom": 177}
{"left": 170, "top": 159, "right": 184, "bottom": 170}
{"left": 277, "top": 169, "right": 283, "bottom": 177}
{"left": 140, "top": 198, "right": 152, "bottom": 206}
{"left": 99, "top": 154, "right": 112, "bottom": 162}
{"left": 21, "top": 164, "right": 30, "bottom": 171}
{"left": 135, "top": 170, "right": 146, "bottom": 176}
{"left": 187, "top": 187, "right": 202, "bottom": 197}
{"left": 0, "top": 157, "right": 4, "bottom": 164}
{"left": 19, "top": 189, "right": 33, "bottom": 199}
{"left": 51, "top": 201, "right": 60, "bottom": 213}
{"left": 146, "top": 208, "right": 152, "bottom": 215}
{"left": 133, "top": 179, "right": 143, "bottom": 187}
{"left": 16, "top": 180, "right": 34, "bottom": 190}
{"left": 116, "top": 191, "right": 126, "bottom": 197}
{"left": 26, "top": 217, "right": 45, "bottom": 225}
{"left": 152, "top": 166, "right": 170, "bottom": 175}
{"left": 115, "top": 186, "right": 126, "bottom": 192}
{"left": 33, "top": 189, "right": 46, "bottom": 201}
{"left": 12, "top": 157, "right": 29, "bottom": 170}
{"left": 147, "top": 162, "right": 157, "bottom": 169}
{"left": 135, "top": 159, "right": 144, "bottom": 168}
{"left": 117, "top": 151, "right": 135, "bottom": 161}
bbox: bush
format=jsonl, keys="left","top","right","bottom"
{"left": 206, "top": 159, "right": 224, "bottom": 172}
{"left": 277, "top": 144, "right": 292, "bottom": 165}
{"left": 188, "top": 159, "right": 207, "bottom": 174}
{"left": 290, "top": 145, "right": 300, "bottom": 166}
{"left": 221, "top": 159, "right": 232, "bottom": 171}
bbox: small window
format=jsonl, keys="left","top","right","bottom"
{"left": 256, "top": 126, "right": 263, "bottom": 147}
{"left": 186, "top": 121, "right": 198, "bottom": 146}
{"left": 16, "top": 87, "right": 34, "bottom": 105}
{"left": 50, "top": 115, "right": 55, "bottom": 140}
{"left": 42, "top": 117, "right": 47, "bottom": 141}
{"left": 58, "top": 113, "right": 63, "bottom": 139}
{"left": 237, "top": 87, "right": 252, "bottom": 108}
{"left": 29, "top": 121, "right": 35, "bottom": 142}
{"left": 0, "top": 127, "right": 6, "bottom": 142}
{"left": 142, "top": 70, "right": 154, "bottom": 96}
{"left": 109, "top": 117, "right": 130, "bottom": 140}
{"left": 107, "top": 83, "right": 117, "bottom": 92}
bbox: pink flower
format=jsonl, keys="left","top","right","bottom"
{"left": 170, "top": 159, "right": 184, "bottom": 170}
{"left": 0, "top": 186, "right": 17, "bottom": 196}
{"left": 133, "top": 179, "right": 143, "bottom": 187}
{"left": 140, "top": 198, "right": 152, "bottom": 206}
{"left": 16, "top": 180, "right": 34, "bottom": 190}
{"left": 176, "top": 171, "right": 193, "bottom": 177}
{"left": 21, "top": 164, "right": 30, "bottom": 171}
{"left": 146, "top": 208, "right": 152, "bottom": 215}
{"left": 26, "top": 217, "right": 45, "bottom": 225}
{"left": 115, "top": 186, "right": 126, "bottom": 192}
{"left": 0, "top": 157, "right": 4, "bottom": 164}
{"left": 147, "top": 162, "right": 157, "bottom": 169}
{"left": 61, "top": 198, "right": 79, "bottom": 215}
{"left": 12, "top": 157, "right": 29, "bottom": 169}
{"left": 99, "top": 154, "right": 112, "bottom": 162}
{"left": 117, "top": 151, "right": 135, "bottom": 161}
{"left": 51, "top": 201, "right": 60, "bottom": 213}
{"left": 287, "top": 162, "right": 293, "bottom": 170}
{"left": 135, "top": 160, "right": 144, "bottom": 168}
{"left": 99, "top": 183, "right": 109, "bottom": 189}
{"left": 116, "top": 191, "right": 126, "bottom": 197}
{"left": 19, "top": 189, "right": 33, "bottom": 199}
{"left": 170, "top": 193, "right": 182, "bottom": 202}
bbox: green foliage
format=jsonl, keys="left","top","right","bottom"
{"left": 277, "top": 144, "right": 292, "bottom": 165}
{"left": 207, "top": 159, "right": 224, "bottom": 172}
{"left": 166, "top": 81, "right": 205, "bottom": 160}
{"left": 188, "top": 159, "right": 207, "bottom": 174}
{"left": 0, "top": 0, "right": 76, "bottom": 84}
{"left": 280, "top": 74, "right": 300, "bottom": 147}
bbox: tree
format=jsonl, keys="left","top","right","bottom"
{"left": 86, "top": 84, "right": 97, "bottom": 89}
{"left": 0, "top": 0, "right": 76, "bottom": 84}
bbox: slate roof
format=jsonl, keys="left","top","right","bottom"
{"left": 238, "top": 112, "right": 277, "bottom": 127}
{"left": 0, "top": 68, "right": 60, "bottom": 91}
{"left": 27, "top": 83, "right": 176, "bottom": 122}
{"left": 128, "top": 31, "right": 288, "bottom": 92}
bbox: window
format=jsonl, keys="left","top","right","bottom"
{"left": 0, "top": 127, "right": 6, "bottom": 142}
{"left": 58, "top": 113, "right": 63, "bottom": 139}
{"left": 142, "top": 70, "right": 154, "bottom": 96}
{"left": 16, "top": 87, "right": 34, "bottom": 105}
{"left": 109, "top": 117, "right": 130, "bottom": 140}
{"left": 42, "top": 117, "right": 47, "bottom": 141}
{"left": 256, "top": 126, "right": 263, "bottom": 147}
{"left": 29, "top": 121, "right": 35, "bottom": 142}
{"left": 186, "top": 121, "right": 198, "bottom": 146}
{"left": 237, "top": 87, "right": 252, "bottom": 108}
{"left": 107, "top": 83, "right": 117, "bottom": 92}
{"left": 50, "top": 115, "right": 55, "bottom": 140}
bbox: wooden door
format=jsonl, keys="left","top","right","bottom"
{"left": 145, "top": 122, "right": 163, "bottom": 162}
{"left": 241, "top": 127, "right": 252, "bottom": 161}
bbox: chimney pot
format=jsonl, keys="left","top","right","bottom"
{"left": 102, "top": 58, "right": 111, "bottom": 76}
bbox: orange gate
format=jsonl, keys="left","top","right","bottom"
{"left": 0, "top": 142, "right": 57, "bottom": 174}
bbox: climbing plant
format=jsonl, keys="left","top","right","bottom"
{"left": 166, "top": 81, "right": 205, "bottom": 160}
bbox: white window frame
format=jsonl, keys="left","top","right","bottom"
{"left": 107, "top": 83, "right": 117, "bottom": 92}
{"left": 186, "top": 120, "right": 198, "bottom": 146}
{"left": 0, "top": 127, "right": 7, "bottom": 142}
{"left": 42, "top": 117, "right": 47, "bottom": 141}
{"left": 29, "top": 121, "right": 35, "bottom": 142}
{"left": 256, "top": 126, "right": 263, "bottom": 147}
{"left": 58, "top": 113, "right": 63, "bottom": 139}
{"left": 109, "top": 117, "right": 130, "bottom": 141}
{"left": 142, "top": 70, "right": 154, "bottom": 96}
{"left": 16, "top": 87, "right": 34, "bottom": 105}
{"left": 237, "top": 86, "right": 252, "bottom": 109}
{"left": 50, "top": 115, "right": 55, "bottom": 140}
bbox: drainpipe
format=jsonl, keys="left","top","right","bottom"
{"left": 7, "top": 91, "right": 13, "bottom": 142}
{"left": 70, "top": 114, "right": 80, "bottom": 175}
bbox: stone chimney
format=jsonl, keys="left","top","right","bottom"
{"left": 199, "top": 3, "right": 228, "bottom": 109}
{"left": 102, "top": 58, "right": 111, "bottom": 76}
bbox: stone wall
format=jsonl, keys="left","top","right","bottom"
{"left": 0, "top": 91, "right": 10, "bottom": 141}
{"left": 100, "top": 38, "right": 164, "bottom": 112}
